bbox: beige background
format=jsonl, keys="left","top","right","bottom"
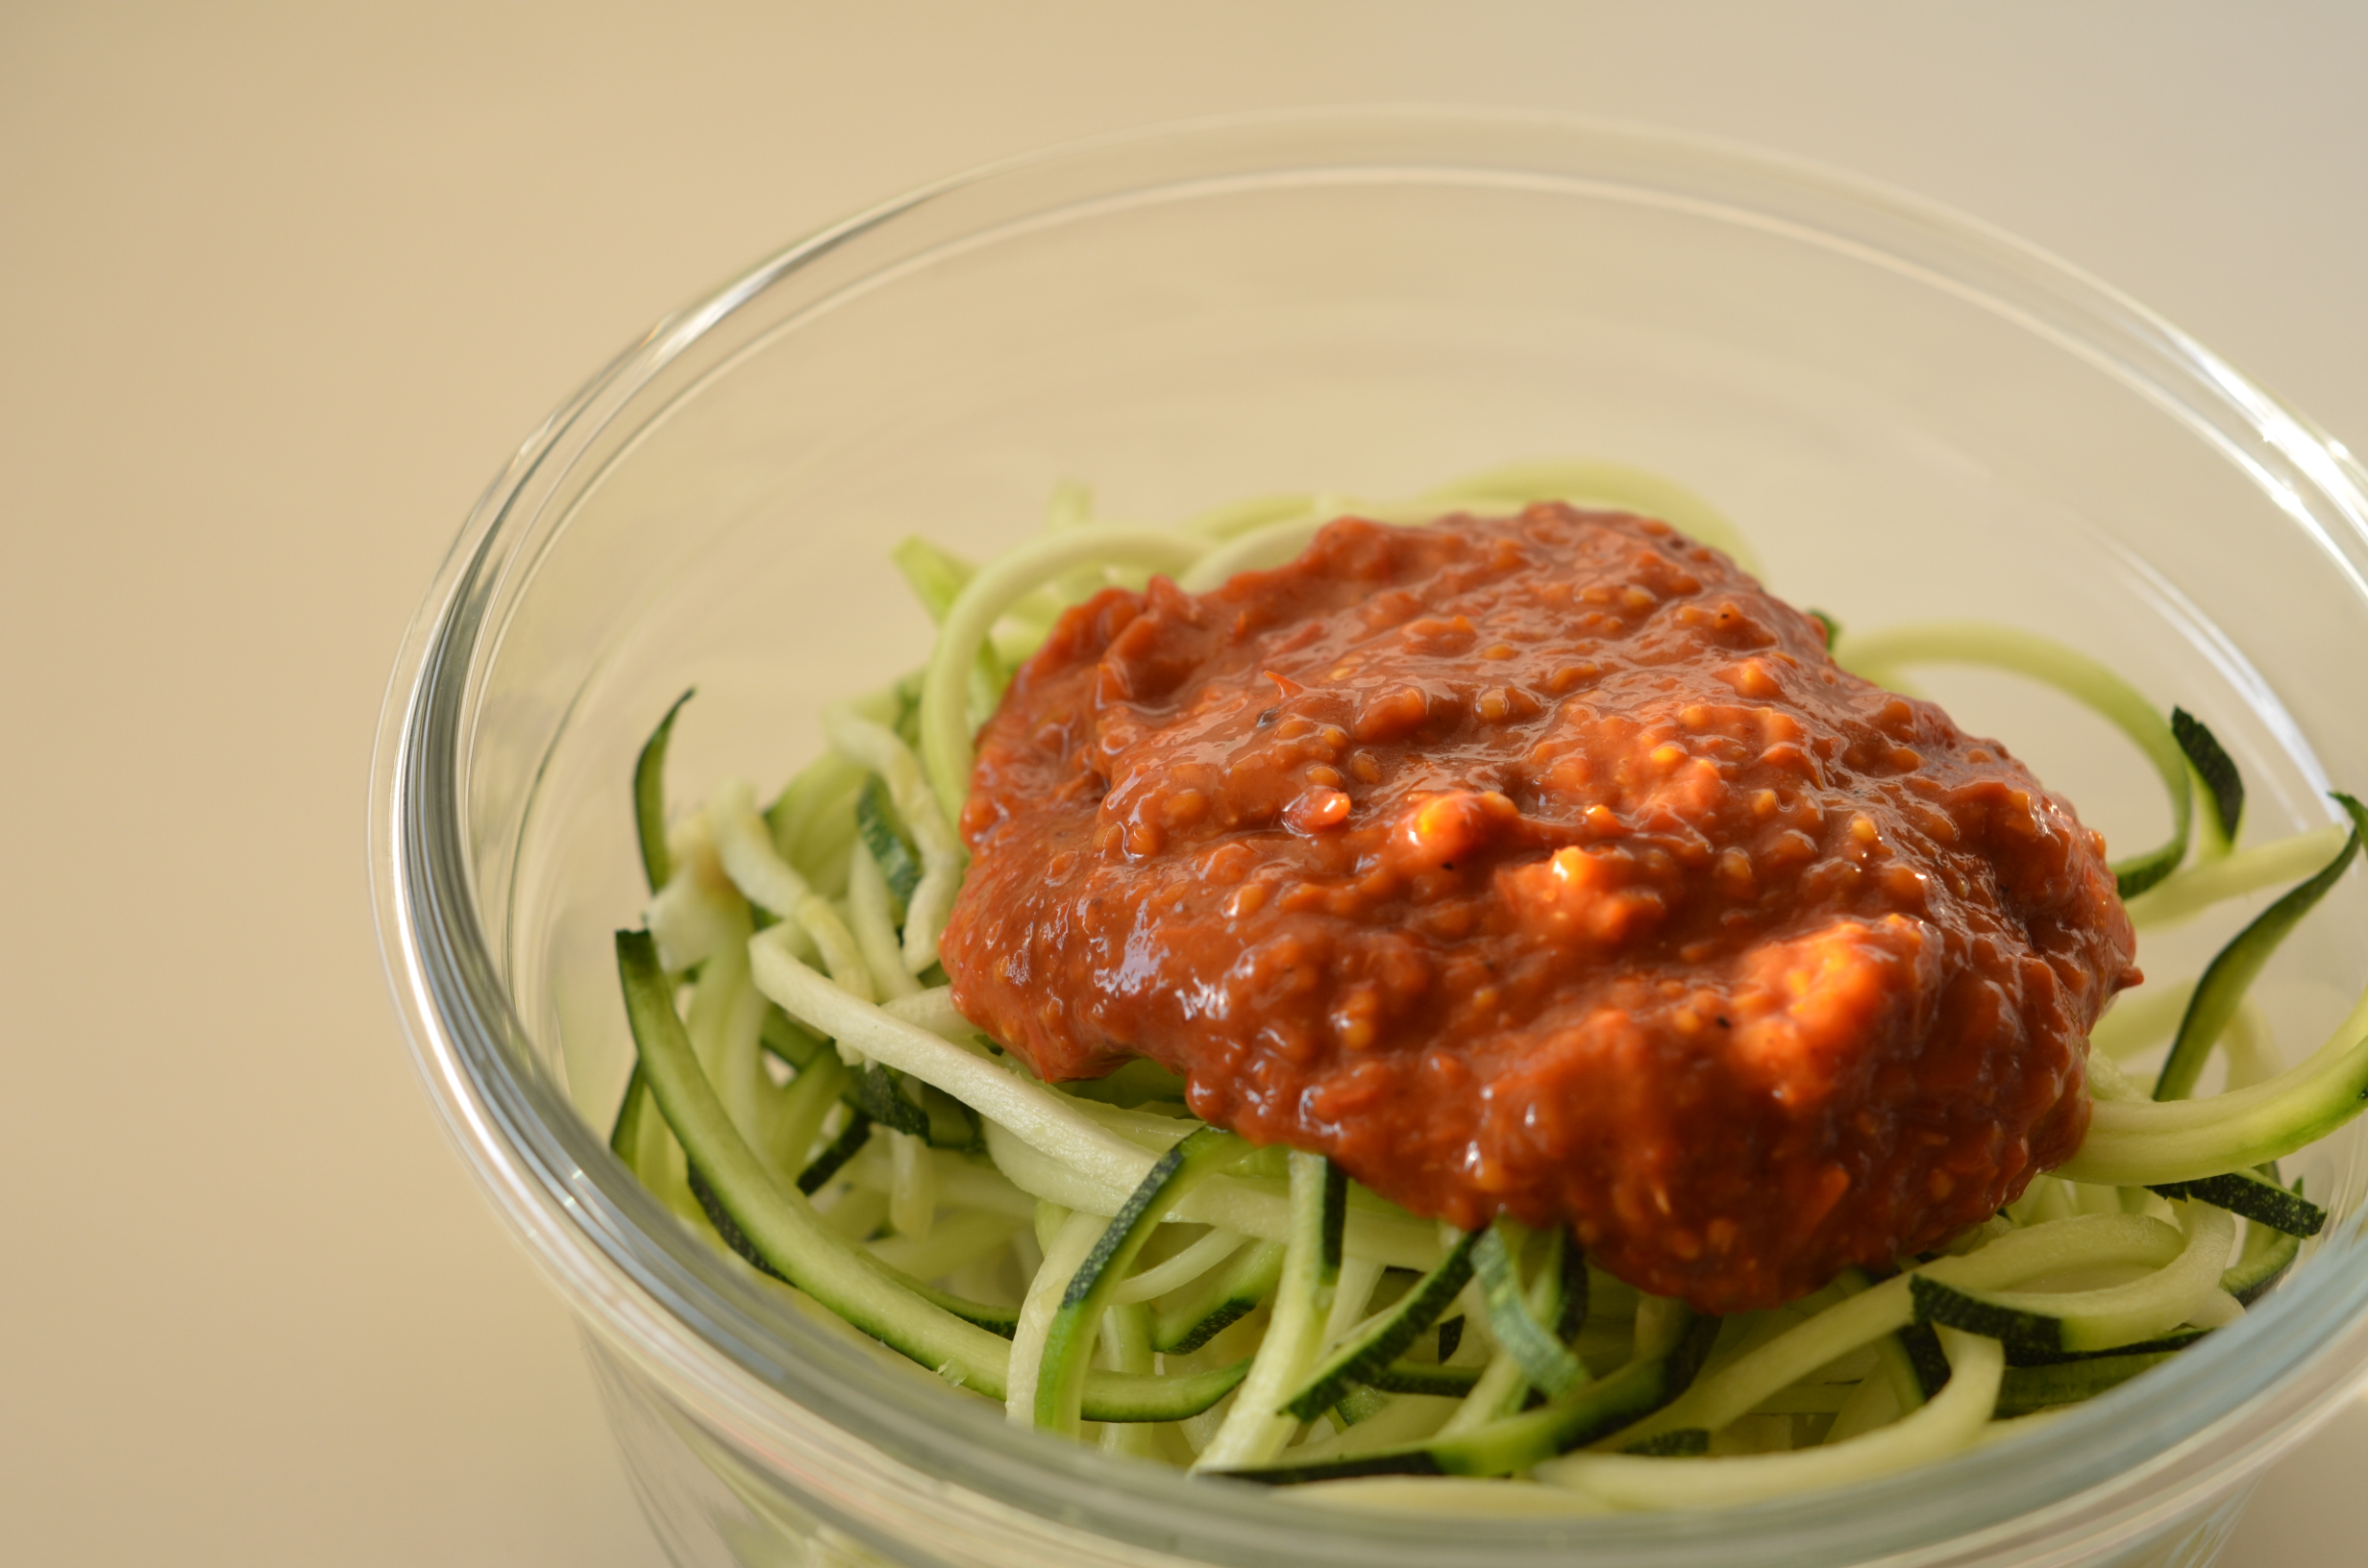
{"left": 7, "top": 4, "right": 2366, "bottom": 1563}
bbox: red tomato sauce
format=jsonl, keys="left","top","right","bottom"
{"left": 940, "top": 506, "right": 2137, "bottom": 1311}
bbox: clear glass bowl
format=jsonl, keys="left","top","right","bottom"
{"left": 370, "top": 109, "right": 2368, "bottom": 1568}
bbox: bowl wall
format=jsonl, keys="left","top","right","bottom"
{"left": 376, "top": 110, "right": 2368, "bottom": 1568}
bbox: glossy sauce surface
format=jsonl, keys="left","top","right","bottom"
{"left": 940, "top": 507, "right": 2137, "bottom": 1310}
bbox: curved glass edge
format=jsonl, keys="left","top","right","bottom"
{"left": 367, "top": 107, "right": 2368, "bottom": 1568}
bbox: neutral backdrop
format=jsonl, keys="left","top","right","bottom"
{"left": 6, "top": 4, "right": 2365, "bottom": 1564}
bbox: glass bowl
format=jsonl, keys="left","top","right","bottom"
{"left": 370, "top": 109, "right": 2368, "bottom": 1568}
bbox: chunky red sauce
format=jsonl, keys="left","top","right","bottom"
{"left": 940, "top": 506, "right": 2137, "bottom": 1311}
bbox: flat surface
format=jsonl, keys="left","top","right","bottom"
{"left": 3, "top": 4, "right": 2363, "bottom": 1563}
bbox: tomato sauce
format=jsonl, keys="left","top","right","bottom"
{"left": 939, "top": 506, "right": 2137, "bottom": 1311}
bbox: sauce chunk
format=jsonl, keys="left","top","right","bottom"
{"left": 940, "top": 506, "right": 2136, "bottom": 1311}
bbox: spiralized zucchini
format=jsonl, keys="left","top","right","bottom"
{"left": 604, "top": 469, "right": 2366, "bottom": 1509}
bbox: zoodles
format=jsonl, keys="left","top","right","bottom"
{"left": 605, "top": 466, "right": 2367, "bottom": 1507}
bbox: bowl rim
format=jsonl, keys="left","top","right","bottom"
{"left": 370, "top": 104, "right": 2368, "bottom": 1567}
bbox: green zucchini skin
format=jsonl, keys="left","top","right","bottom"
{"left": 2226, "top": 1233, "right": 2302, "bottom": 1306}
{"left": 1152, "top": 1240, "right": 1286, "bottom": 1355}
{"left": 684, "top": 1164, "right": 766, "bottom": 1270}
{"left": 1910, "top": 1277, "right": 2065, "bottom": 1356}
{"left": 1034, "top": 1127, "right": 1249, "bottom": 1435}
{"left": 2222, "top": 1186, "right": 2306, "bottom": 1305}
{"left": 885, "top": 1277, "right": 1022, "bottom": 1338}
{"left": 1436, "top": 1314, "right": 1465, "bottom": 1363}
{"left": 2171, "top": 708, "right": 2244, "bottom": 844}
{"left": 2148, "top": 1168, "right": 2326, "bottom": 1237}
{"left": 1318, "top": 1157, "right": 1348, "bottom": 1274}
{"left": 1366, "top": 1361, "right": 1483, "bottom": 1399}
{"left": 1894, "top": 1322, "right": 1954, "bottom": 1399}
{"left": 2004, "top": 1329, "right": 2208, "bottom": 1369}
{"left": 1994, "top": 1351, "right": 2183, "bottom": 1419}
{"left": 1470, "top": 1222, "right": 1587, "bottom": 1398}
{"left": 836, "top": 1063, "right": 981, "bottom": 1152}
{"left": 1280, "top": 1230, "right": 1480, "bottom": 1420}
{"left": 855, "top": 777, "right": 922, "bottom": 906}
{"left": 633, "top": 689, "right": 695, "bottom": 893}
{"left": 848, "top": 1063, "right": 932, "bottom": 1139}
{"left": 1622, "top": 1428, "right": 1711, "bottom": 1457}
{"left": 795, "top": 1111, "right": 874, "bottom": 1195}
{"left": 2155, "top": 793, "right": 2365, "bottom": 1100}
{"left": 1557, "top": 1240, "right": 1591, "bottom": 1341}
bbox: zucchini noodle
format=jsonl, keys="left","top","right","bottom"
{"left": 603, "top": 467, "right": 2367, "bottom": 1511}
